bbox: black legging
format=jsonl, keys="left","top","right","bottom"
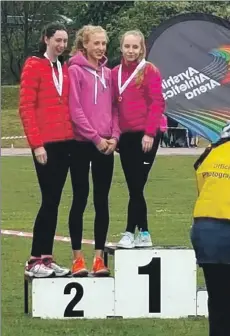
{"left": 31, "top": 140, "right": 78, "bottom": 256}
{"left": 119, "top": 131, "right": 160, "bottom": 233}
{"left": 201, "top": 264, "right": 230, "bottom": 336}
{"left": 31, "top": 140, "right": 114, "bottom": 256}
{"left": 68, "top": 141, "right": 114, "bottom": 251}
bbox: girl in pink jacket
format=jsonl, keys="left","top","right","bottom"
{"left": 112, "top": 30, "right": 165, "bottom": 249}
{"left": 68, "top": 25, "right": 120, "bottom": 277}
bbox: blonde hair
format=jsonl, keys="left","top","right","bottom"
{"left": 120, "top": 30, "right": 146, "bottom": 60}
{"left": 120, "top": 30, "right": 156, "bottom": 86}
{"left": 70, "top": 25, "right": 108, "bottom": 56}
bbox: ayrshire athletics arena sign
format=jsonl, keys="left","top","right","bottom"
{"left": 147, "top": 13, "right": 230, "bottom": 142}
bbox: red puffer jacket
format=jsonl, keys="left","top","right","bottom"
{"left": 19, "top": 55, "right": 74, "bottom": 149}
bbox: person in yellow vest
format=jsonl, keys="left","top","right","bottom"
{"left": 191, "top": 122, "right": 230, "bottom": 336}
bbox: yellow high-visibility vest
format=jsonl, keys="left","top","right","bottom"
{"left": 194, "top": 141, "right": 230, "bottom": 220}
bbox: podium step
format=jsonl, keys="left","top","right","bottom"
{"left": 24, "top": 246, "right": 209, "bottom": 319}
{"left": 32, "top": 277, "right": 115, "bottom": 319}
{"left": 196, "top": 287, "right": 208, "bottom": 317}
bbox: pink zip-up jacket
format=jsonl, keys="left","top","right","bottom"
{"left": 68, "top": 51, "right": 120, "bottom": 145}
{"left": 112, "top": 59, "right": 165, "bottom": 137}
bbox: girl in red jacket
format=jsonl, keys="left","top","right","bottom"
{"left": 112, "top": 30, "right": 165, "bottom": 249}
{"left": 19, "top": 22, "right": 77, "bottom": 278}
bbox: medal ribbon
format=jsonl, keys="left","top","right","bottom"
{"left": 44, "top": 52, "right": 63, "bottom": 96}
{"left": 118, "top": 58, "right": 146, "bottom": 95}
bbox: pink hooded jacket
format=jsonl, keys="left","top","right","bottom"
{"left": 68, "top": 52, "right": 120, "bottom": 145}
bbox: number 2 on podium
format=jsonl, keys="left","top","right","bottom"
{"left": 64, "top": 283, "right": 84, "bottom": 317}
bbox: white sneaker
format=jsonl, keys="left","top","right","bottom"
{"left": 117, "top": 232, "right": 135, "bottom": 249}
{"left": 43, "top": 258, "right": 71, "bottom": 277}
{"left": 25, "top": 260, "right": 55, "bottom": 278}
{"left": 134, "top": 231, "right": 153, "bottom": 248}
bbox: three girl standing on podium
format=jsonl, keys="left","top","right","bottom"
{"left": 19, "top": 22, "right": 165, "bottom": 278}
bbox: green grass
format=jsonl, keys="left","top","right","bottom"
{"left": 1, "top": 109, "right": 28, "bottom": 148}
{"left": 1, "top": 85, "right": 27, "bottom": 147}
{"left": 2, "top": 156, "right": 196, "bottom": 243}
{"left": 2, "top": 85, "right": 19, "bottom": 110}
{"left": 1, "top": 155, "right": 208, "bottom": 335}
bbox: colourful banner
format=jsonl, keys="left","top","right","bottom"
{"left": 147, "top": 13, "right": 230, "bottom": 142}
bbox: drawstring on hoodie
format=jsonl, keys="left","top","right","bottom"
{"left": 82, "top": 66, "right": 107, "bottom": 104}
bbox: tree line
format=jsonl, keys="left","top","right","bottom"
{"left": 1, "top": 1, "right": 230, "bottom": 84}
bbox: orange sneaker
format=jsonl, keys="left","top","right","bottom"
{"left": 72, "top": 257, "right": 88, "bottom": 277}
{"left": 92, "top": 257, "right": 110, "bottom": 277}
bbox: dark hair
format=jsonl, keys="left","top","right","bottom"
{"left": 38, "top": 21, "right": 67, "bottom": 53}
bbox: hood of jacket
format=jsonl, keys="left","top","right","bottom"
{"left": 68, "top": 51, "right": 108, "bottom": 69}
{"left": 68, "top": 51, "right": 109, "bottom": 105}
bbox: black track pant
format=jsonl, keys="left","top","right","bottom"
{"left": 68, "top": 142, "right": 114, "bottom": 250}
{"left": 31, "top": 140, "right": 78, "bottom": 256}
{"left": 119, "top": 131, "right": 160, "bottom": 233}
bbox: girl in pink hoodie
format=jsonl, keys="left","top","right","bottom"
{"left": 112, "top": 30, "right": 165, "bottom": 249}
{"left": 68, "top": 25, "right": 120, "bottom": 277}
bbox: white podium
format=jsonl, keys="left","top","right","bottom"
{"left": 196, "top": 287, "right": 208, "bottom": 317}
{"left": 32, "top": 277, "right": 114, "bottom": 319}
{"left": 114, "top": 248, "right": 197, "bottom": 318}
{"left": 24, "top": 245, "right": 208, "bottom": 319}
